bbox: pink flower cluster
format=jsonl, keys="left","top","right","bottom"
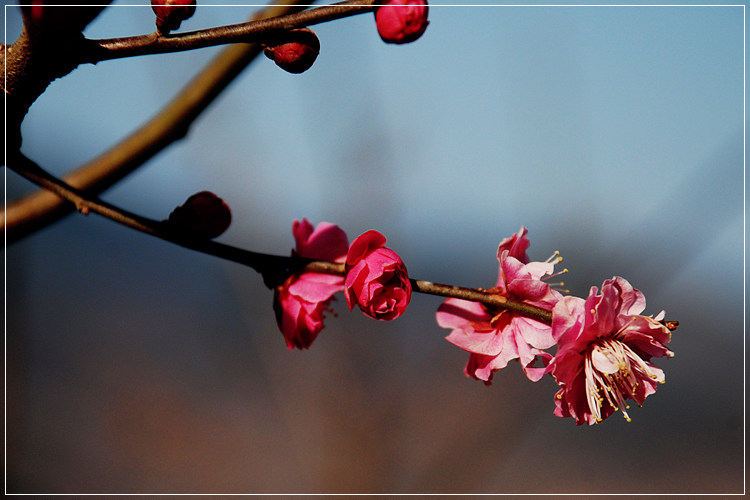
{"left": 273, "top": 219, "right": 410, "bottom": 350}
{"left": 435, "top": 227, "right": 674, "bottom": 425}
{"left": 271, "top": 220, "right": 674, "bottom": 425}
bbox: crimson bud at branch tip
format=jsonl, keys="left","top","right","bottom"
{"left": 344, "top": 230, "right": 412, "bottom": 321}
{"left": 151, "top": 0, "right": 196, "bottom": 35}
{"left": 167, "top": 191, "right": 231, "bottom": 239}
{"left": 263, "top": 28, "right": 320, "bottom": 74}
{"left": 374, "top": 0, "right": 429, "bottom": 44}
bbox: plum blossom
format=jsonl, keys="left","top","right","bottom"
{"left": 549, "top": 276, "right": 673, "bottom": 425}
{"left": 344, "top": 230, "right": 411, "bottom": 320}
{"left": 273, "top": 219, "right": 348, "bottom": 350}
{"left": 436, "top": 227, "right": 563, "bottom": 384}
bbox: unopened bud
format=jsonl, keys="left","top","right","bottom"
{"left": 263, "top": 28, "right": 320, "bottom": 74}
{"left": 151, "top": 0, "right": 196, "bottom": 35}
{"left": 167, "top": 191, "right": 231, "bottom": 239}
{"left": 374, "top": 0, "right": 429, "bottom": 45}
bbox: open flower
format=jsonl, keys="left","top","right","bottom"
{"left": 273, "top": 219, "right": 348, "bottom": 350}
{"left": 344, "top": 230, "right": 411, "bottom": 320}
{"left": 549, "top": 276, "right": 673, "bottom": 425}
{"left": 436, "top": 227, "right": 562, "bottom": 384}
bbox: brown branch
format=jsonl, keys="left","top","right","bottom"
{"left": 81, "top": 0, "right": 375, "bottom": 63}
{"left": 6, "top": 150, "right": 560, "bottom": 323}
{"left": 3, "top": 0, "right": 315, "bottom": 243}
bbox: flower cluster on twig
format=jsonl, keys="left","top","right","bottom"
{"left": 274, "top": 220, "right": 676, "bottom": 425}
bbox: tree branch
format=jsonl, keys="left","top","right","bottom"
{"left": 81, "top": 0, "right": 375, "bottom": 63}
{"left": 5, "top": 150, "right": 559, "bottom": 324}
{"left": 3, "top": 0, "right": 316, "bottom": 243}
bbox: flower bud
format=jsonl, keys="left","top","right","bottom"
{"left": 344, "top": 230, "right": 412, "bottom": 321}
{"left": 374, "top": 0, "right": 429, "bottom": 44}
{"left": 263, "top": 28, "right": 320, "bottom": 74}
{"left": 167, "top": 191, "right": 231, "bottom": 239}
{"left": 151, "top": 0, "right": 196, "bottom": 35}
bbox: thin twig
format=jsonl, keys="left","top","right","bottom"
{"left": 81, "top": 0, "right": 375, "bottom": 63}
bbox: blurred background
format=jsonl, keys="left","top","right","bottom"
{"left": 4, "top": 1, "right": 744, "bottom": 494}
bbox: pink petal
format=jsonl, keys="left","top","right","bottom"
{"left": 289, "top": 273, "right": 344, "bottom": 301}
{"left": 436, "top": 298, "right": 491, "bottom": 329}
{"left": 513, "top": 316, "right": 555, "bottom": 350}
{"left": 446, "top": 327, "right": 505, "bottom": 356}
{"left": 294, "top": 219, "right": 349, "bottom": 262}
{"left": 346, "top": 230, "right": 386, "bottom": 265}
{"left": 497, "top": 226, "right": 530, "bottom": 264}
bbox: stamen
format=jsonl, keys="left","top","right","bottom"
{"left": 583, "top": 338, "right": 650, "bottom": 423}
{"left": 544, "top": 250, "right": 562, "bottom": 264}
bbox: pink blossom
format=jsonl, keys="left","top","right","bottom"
{"left": 374, "top": 0, "right": 429, "bottom": 44}
{"left": 436, "top": 227, "right": 562, "bottom": 384}
{"left": 273, "top": 219, "right": 348, "bottom": 350}
{"left": 344, "top": 230, "right": 411, "bottom": 320}
{"left": 549, "top": 276, "right": 673, "bottom": 425}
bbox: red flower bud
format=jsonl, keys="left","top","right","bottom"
{"left": 344, "top": 230, "right": 412, "bottom": 321}
{"left": 263, "top": 28, "right": 320, "bottom": 74}
{"left": 151, "top": 0, "right": 196, "bottom": 34}
{"left": 374, "top": 0, "right": 429, "bottom": 44}
{"left": 167, "top": 191, "right": 231, "bottom": 239}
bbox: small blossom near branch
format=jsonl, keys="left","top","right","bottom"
{"left": 436, "top": 227, "right": 564, "bottom": 384}
{"left": 274, "top": 219, "right": 349, "bottom": 349}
